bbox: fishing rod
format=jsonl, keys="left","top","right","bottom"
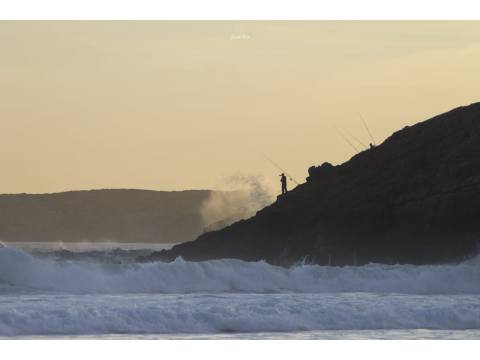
{"left": 335, "top": 127, "right": 359, "bottom": 154}
{"left": 262, "top": 153, "right": 300, "bottom": 185}
{"left": 343, "top": 128, "right": 368, "bottom": 150}
{"left": 360, "top": 114, "right": 376, "bottom": 146}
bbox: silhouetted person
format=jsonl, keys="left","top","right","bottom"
{"left": 280, "top": 173, "right": 287, "bottom": 195}
{"left": 370, "top": 143, "right": 375, "bottom": 149}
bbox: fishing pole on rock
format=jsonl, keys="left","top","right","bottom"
{"left": 334, "top": 127, "right": 359, "bottom": 154}
{"left": 360, "top": 114, "right": 376, "bottom": 146}
{"left": 344, "top": 128, "right": 368, "bottom": 150}
{"left": 262, "top": 153, "right": 300, "bottom": 185}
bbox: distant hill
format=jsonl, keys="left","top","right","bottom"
{"left": 145, "top": 102, "right": 480, "bottom": 265}
{"left": 0, "top": 189, "right": 249, "bottom": 243}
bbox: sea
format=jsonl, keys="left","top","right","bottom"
{"left": 0, "top": 241, "right": 479, "bottom": 340}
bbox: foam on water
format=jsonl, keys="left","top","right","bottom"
{"left": 1, "top": 293, "right": 479, "bottom": 336}
{"left": 0, "top": 245, "right": 479, "bottom": 336}
{"left": 0, "top": 246, "right": 479, "bottom": 295}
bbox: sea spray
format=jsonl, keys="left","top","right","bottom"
{"left": 200, "top": 173, "right": 274, "bottom": 231}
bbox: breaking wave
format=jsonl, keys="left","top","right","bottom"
{"left": 1, "top": 293, "right": 480, "bottom": 335}
{"left": 0, "top": 246, "right": 479, "bottom": 295}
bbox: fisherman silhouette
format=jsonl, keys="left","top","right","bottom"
{"left": 280, "top": 173, "right": 287, "bottom": 195}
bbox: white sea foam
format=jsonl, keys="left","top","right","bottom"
{"left": 1, "top": 246, "right": 480, "bottom": 336}
{"left": 0, "top": 246, "right": 479, "bottom": 295}
{"left": 1, "top": 293, "right": 479, "bottom": 336}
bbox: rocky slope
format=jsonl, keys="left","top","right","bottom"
{"left": 142, "top": 102, "right": 480, "bottom": 265}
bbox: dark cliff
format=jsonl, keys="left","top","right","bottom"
{"left": 142, "top": 103, "right": 480, "bottom": 265}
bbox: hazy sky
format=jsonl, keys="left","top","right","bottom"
{"left": 1, "top": 21, "right": 479, "bottom": 193}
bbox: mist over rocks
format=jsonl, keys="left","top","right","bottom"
{"left": 199, "top": 174, "right": 275, "bottom": 232}
{"left": 142, "top": 102, "right": 480, "bottom": 265}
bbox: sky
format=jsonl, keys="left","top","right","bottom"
{"left": 0, "top": 21, "right": 479, "bottom": 194}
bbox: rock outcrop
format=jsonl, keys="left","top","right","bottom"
{"left": 142, "top": 102, "right": 480, "bottom": 265}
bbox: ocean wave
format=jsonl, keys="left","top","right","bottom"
{"left": 1, "top": 293, "right": 479, "bottom": 335}
{"left": 0, "top": 246, "right": 479, "bottom": 294}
